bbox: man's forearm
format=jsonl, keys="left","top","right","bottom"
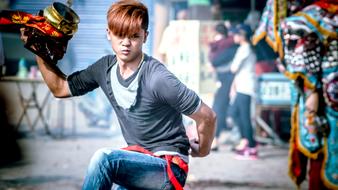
{"left": 189, "top": 102, "right": 216, "bottom": 157}
{"left": 196, "top": 115, "right": 216, "bottom": 156}
{"left": 36, "top": 56, "right": 70, "bottom": 98}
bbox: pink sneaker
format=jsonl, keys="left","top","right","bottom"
{"left": 233, "top": 139, "right": 248, "bottom": 152}
{"left": 235, "top": 147, "right": 258, "bottom": 160}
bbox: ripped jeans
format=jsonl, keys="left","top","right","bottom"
{"left": 82, "top": 148, "right": 187, "bottom": 190}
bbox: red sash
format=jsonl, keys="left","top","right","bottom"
{"left": 123, "top": 145, "right": 188, "bottom": 190}
{"left": 0, "top": 10, "right": 64, "bottom": 37}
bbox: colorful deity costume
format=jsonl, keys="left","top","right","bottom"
{"left": 254, "top": 0, "right": 337, "bottom": 189}
{"left": 281, "top": 2, "right": 337, "bottom": 189}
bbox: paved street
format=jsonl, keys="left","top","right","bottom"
{"left": 0, "top": 123, "right": 309, "bottom": 190}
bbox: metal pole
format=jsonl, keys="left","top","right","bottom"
{"left": 250, "top": 0, "right": 255, "bottom": 11}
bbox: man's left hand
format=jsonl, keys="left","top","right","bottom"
{"left": 189, "top": 138, "right": 200, "bottom": 157}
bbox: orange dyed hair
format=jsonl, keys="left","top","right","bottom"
{"left": 107, "top": 0, "right": 149, "bottom": 38}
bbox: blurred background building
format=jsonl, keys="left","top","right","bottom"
{"left": 1, "top": 0, "right": 271, "bottom": 75}
{"left": 1, "top": 0, "right": 283, "bottom": 132}
{"left": 0, "top": 0, "right": 291, "bottom": 150}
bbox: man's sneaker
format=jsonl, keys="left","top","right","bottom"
{"left": 235, "top": 147, "right": 258, "bottom": 160}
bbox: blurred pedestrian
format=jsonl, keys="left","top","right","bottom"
{"left": 20, "top": 0, "right": 216, "bottom": 189}
{"left": 208, "top": 22, "right": 238, "bottom": 151}
{"left": 158, "top": 9, "right": 188, "bottom": 63}
{"left": 228, "top": 23, "right": 257, "bottom": 160}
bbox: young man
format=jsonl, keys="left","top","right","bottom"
{"left": 21, "top": 0, "right": 216, "bottom": 189}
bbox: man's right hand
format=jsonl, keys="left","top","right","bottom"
{"left": 20, "top": 28, "right": 29, "bottom": 45}
{"left": 20, "top": 27, "right": 37, "bottom": 52}
{"left": 19, "top": 27, "right": 71, "bottom": 98}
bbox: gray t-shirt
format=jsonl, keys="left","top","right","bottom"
{"left": 67, "top": 54, "right": 201, "bottom": 155}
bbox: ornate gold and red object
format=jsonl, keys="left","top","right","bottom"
{"left": 0, "top": 2, "right": 79, "bottom": 64}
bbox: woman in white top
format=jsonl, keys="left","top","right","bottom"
{"left": 228, "top": 24, "right": 257, "bottom": 160}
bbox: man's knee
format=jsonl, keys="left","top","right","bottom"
{"left": 87, "top": 148, "right": 115, "bottom": 171}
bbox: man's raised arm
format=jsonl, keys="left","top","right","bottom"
{"left": 20, "top": 28, "right": 71, "bottom": 98}
{"left": 35, "top": 56, "right": 71, "bottom": 98}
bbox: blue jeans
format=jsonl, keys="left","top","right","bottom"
{"left": 82, "top": 148, "right": 187, "bottom": 190}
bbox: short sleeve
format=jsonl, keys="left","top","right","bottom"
{"left": 150, "top": 64, "right": 200, "bottom": 115}
{"left": 67, "top": 56, "right": 109, "bottom": 96}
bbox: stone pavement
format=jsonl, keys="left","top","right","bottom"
{"left": 185, "top": 144, "right": 298, "bottom": 190}
{"left": 0, "top": 125, "right": 308, "bottom": 190}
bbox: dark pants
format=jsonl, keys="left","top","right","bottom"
{"left": 212, "top": 72, "right": 234, "bottom": 138}
{"left": 228, "top": 92, "right": 256, "bottom": 148}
